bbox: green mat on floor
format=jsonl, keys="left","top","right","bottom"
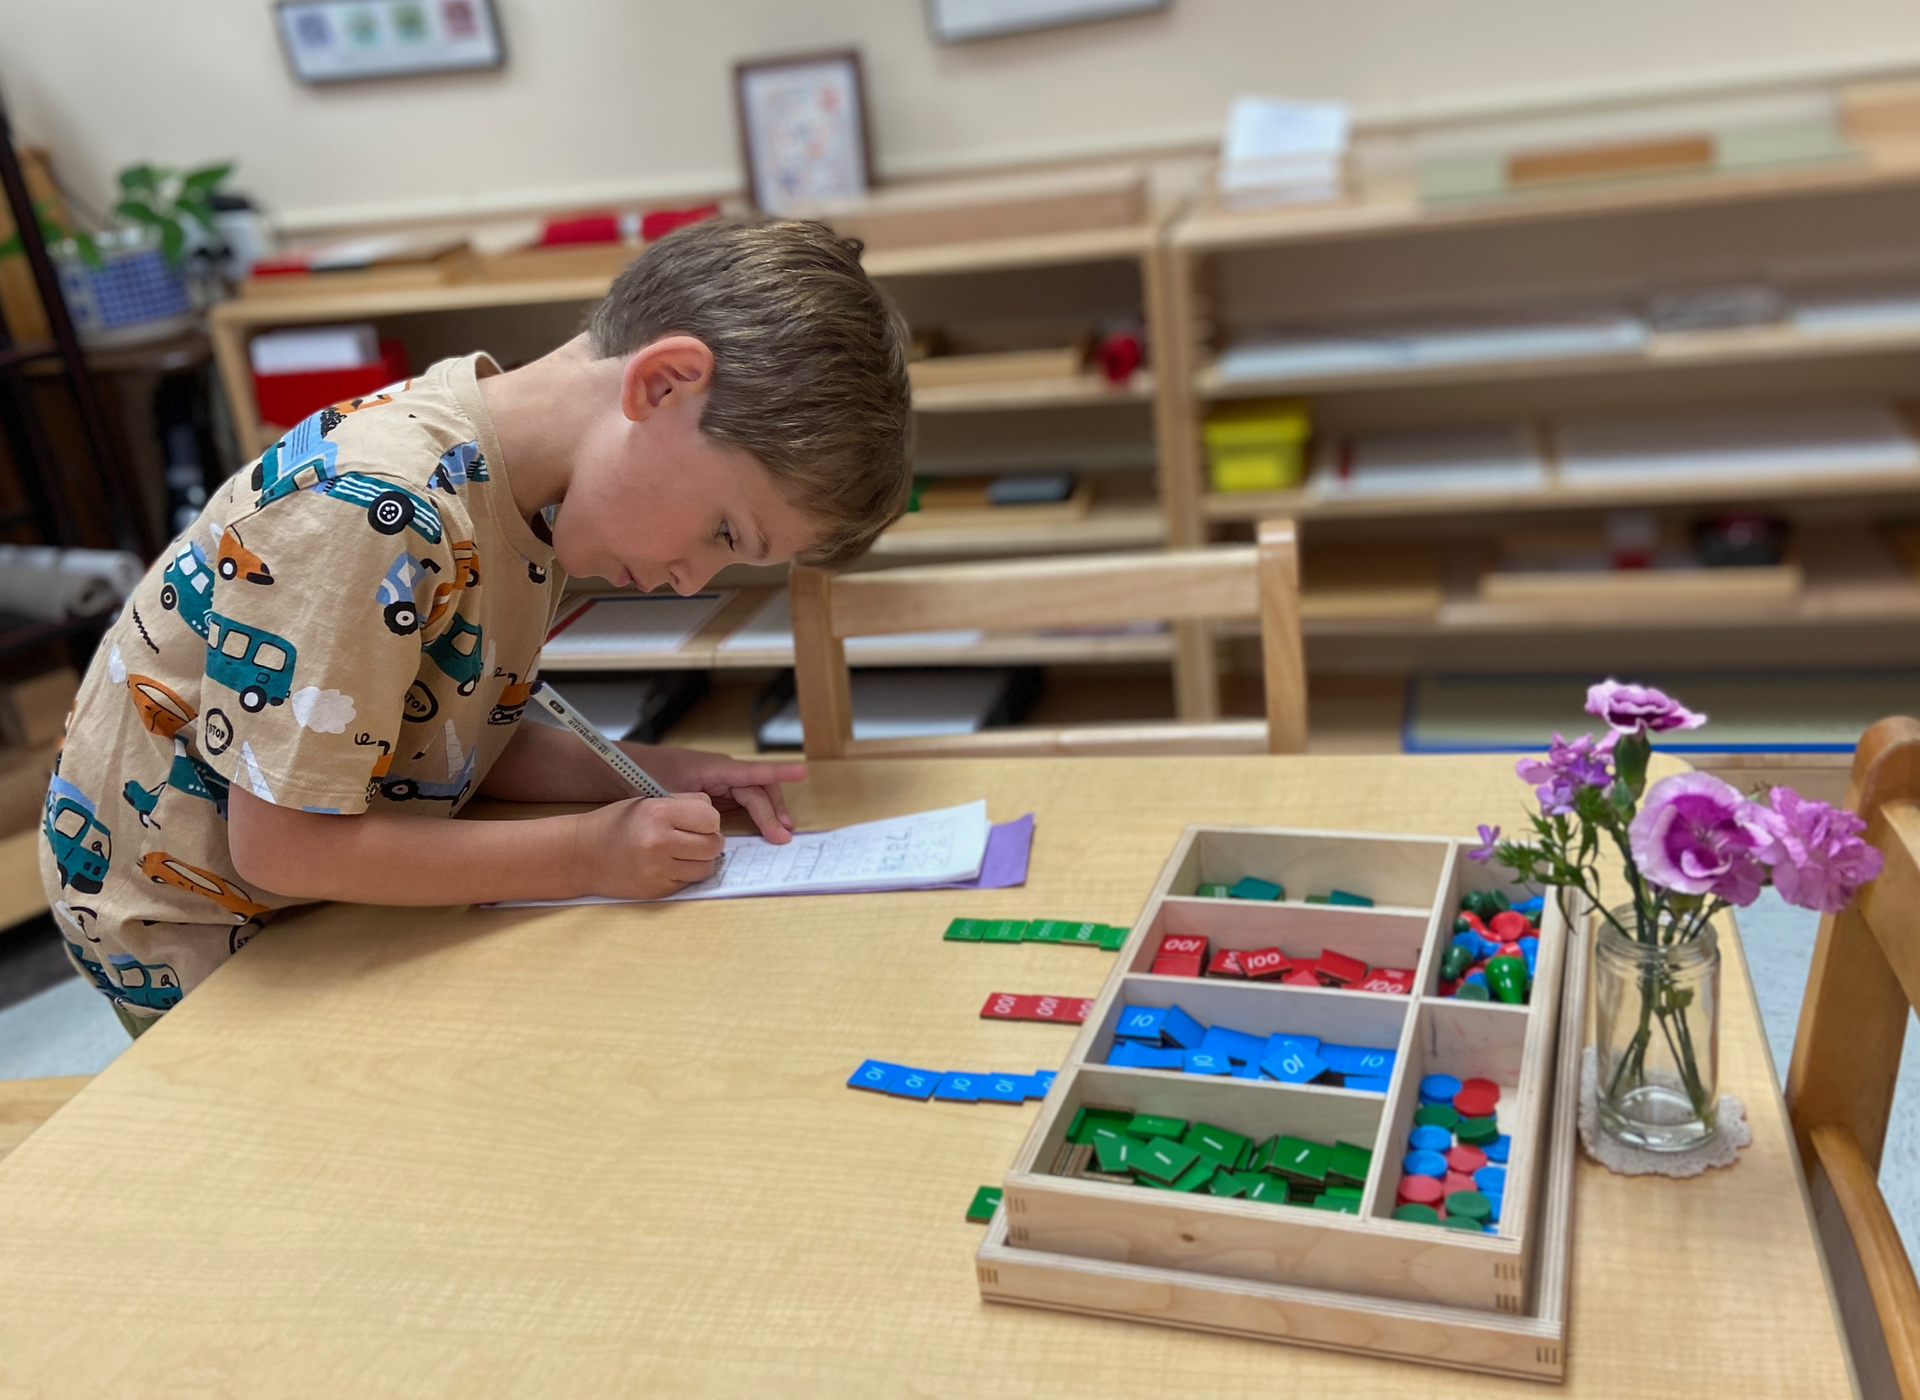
{"left": 1404, "top": 671, "right": 1920, "bottom": 753}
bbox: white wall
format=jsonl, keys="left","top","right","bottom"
{"left": 6, "top": 0, "right": 1920, "bottom": 234}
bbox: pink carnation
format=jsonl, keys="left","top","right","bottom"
{"left": 1627, "top": 772, "right": 1773, "bottom": 906}
{"left": 1752, "top": 787, "right": 1884, "bottom": 914}
{"left": 1585, "top": 681, "right": 1707, "bottom": 736}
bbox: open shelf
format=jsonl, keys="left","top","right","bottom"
{"left": 912, "top": 370, "right": 1153, "bottom": 413}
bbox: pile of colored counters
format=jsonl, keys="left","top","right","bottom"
{"left": 1391, "top": 1073, "right": 1511, "bottom": 1232}
{"left": 1439, "top": 890, "right": 1542, "bottom": 1003}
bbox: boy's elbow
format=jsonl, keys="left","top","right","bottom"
{"left": 227, "top": 789, "right": 335, "bottom": 898}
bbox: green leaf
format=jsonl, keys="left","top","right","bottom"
{"left": 0, "top": 231, "right": 20, "bottom": 260}
{"left": 177, "top": 196, "right": 219, "bottom": 234}
{"left": 118, "top": 163, "right": 160, "bottom": 195}
{"left": 1614, "top": 730, "right": 1651, "bottom": 801}
{"left": 158, "top": 220, "right": 186, "bottom": 266}
{"left": 182, "top": 162, "right": 233, "bottom": 194}
{"left": 115, "top": 199, "right": 166, "bottom": 228}
{"left": 72, "top": 230, "right": 103, "bottom": 268}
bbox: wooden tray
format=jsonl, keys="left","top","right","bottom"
{"left": 978, "top": 825, "right": 1585, "bottom": 1380}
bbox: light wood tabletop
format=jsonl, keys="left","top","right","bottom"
{"left": 0, "top": 756, "right": 1857, "bottom": 1398}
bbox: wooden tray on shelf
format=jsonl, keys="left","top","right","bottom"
{"left": 978, "top": 824, "right": 1586, "bottom": 1382}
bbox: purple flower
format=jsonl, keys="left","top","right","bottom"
{"left": 1751, "top": 787, "right": 1884, "bottom": 913}
{"left": 1466, "top": 824, "right": 1501, "bottom": 862}
{"left": 1516, "top": 732, "right": 1615, "bottom": 815}
{"left": 1627, "top": 772, "right": 1774, "bottom": 905}
{"left": 1585, "top": 680, "right": 1707, "bottom": 736}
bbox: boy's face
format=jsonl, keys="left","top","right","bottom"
{"left": 553, "top": 346, "right": 822, "bottom": 594}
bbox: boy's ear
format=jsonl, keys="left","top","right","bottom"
{"left": 620, "top": 335, "right": 715, "bottom": 420}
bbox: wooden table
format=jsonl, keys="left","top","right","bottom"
{"left": 0, "top": 756, "right": 1857, "bottom": 1397}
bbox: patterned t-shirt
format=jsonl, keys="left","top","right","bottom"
{"left": 41, "top": 353, "right": 565, "bottom": 1016}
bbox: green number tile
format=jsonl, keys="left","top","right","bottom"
{"left": 1087, "top": 1124, "right": 1139, "bottom": 1157}
{"left": 1093, "top": 1133, "right": 1137, "bottom": 1175}
{"left": 1068, "top": 1105, "right": 1137, "bottom": 1145}
{"left": 1228, "top": 876, "right": 1284, "bottom": 901}
{"left": 943, "top": 918, "right": 989, "bottom": 942}
{"left": 1243, "top": 1176, "right": 1290, "bottom": 1205}
{"left": 1058, "top": 922, "right": 1107, "bottom": 948}
{"left": 1311, "top": 1194, "right": 1360, "bottom": 1214}
{"left": 1456, "top": 1115, "right": 1499, "bottom": 1146}
{"left": 1169, "top": 1159, "right": 1218, "bottom": 1192}
{"left": 1096, "top": 925, "right": 1130, "bottom": 952}
{"left": 1182, "top": 1121, "right": 1249, "bottom": 1167}
{"left": 1196, "top": 883, "right": 1231, "bottom": 899}
{"left": 1247, "top": 1135, "right": 1278, "bottom": 1173}
{"left": 1026, "top": 919, "right": 1095, "bottom": 943}
{"left": 1206, "top": 1170, "right": 1253, "bottom": 1198}
{"left": 1133, "top": 1137, "right": 1201, "bottom": 1184}
{"left": 965, "top": 1186, "right": 1003, "bottom": 1223}
{"left": 1270, "top": 1135, "right": 1333, "bottom": 1184}
{"left": 1327, "top": 1140, "right": 1374, "bottom": 1186}
{"left": 1233, "top": 1140, "right": 1257, "bottom": 1172}
{"left": 1327, "top": 889, "right": 1374, "bottom": 907}
{"left": 981, "top": 919, "right": 1029, "bottom": 943}
{"left": 1304, "top": 894, "right": 1330, "bottom": 905}
{"left": 1413, "top": 1104, "right": 1461, "bottom": 1131}
{"left": 1323, "top": 1184, "right": 1364, "bottom": 1203}
{"left": 1126, "top": 1113, "right": 1188, "bottom": 1140}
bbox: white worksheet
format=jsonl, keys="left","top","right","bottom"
{"left": 491, "top": 800, "right": 991, "bottom": 907}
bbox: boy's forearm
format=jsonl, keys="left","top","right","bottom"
{"left": 230, "top": 789, "right": 591, "bottom": 905}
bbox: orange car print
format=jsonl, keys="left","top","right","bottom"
{"left": 216, "top": 527, "right": 272, "bottom": 585}
{"left": 489, "top": 677, "right": 534, "bottom": 725}
{"left": 139, "top": 851, "right": 271, "bottom": 923}
{"left": 450, "top": 540, "right": 480, "bottom": 590}
{"left": 127, "top": 674, "right": 195, "bottom": 739}
{"left": 425, "top": 579, "right": 456, "bottom": 628}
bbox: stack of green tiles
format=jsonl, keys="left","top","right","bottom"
{"left": 944, "top": 918, "right": 1129, "bottom": 951}
{"left": 1057, "top": 1105, "right": 1371, "bottom": 1212}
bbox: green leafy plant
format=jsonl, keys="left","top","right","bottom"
{"left": 112, "top": 162, "right": 233, "bottom": 266}
{"left": 0, "top": 198, "right": 101, "bottom": 268}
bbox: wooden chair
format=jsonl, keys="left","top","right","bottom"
{"left": 788, "top": 518, "right": 1306, "bottom": 760}
{"left": 1785, "top": 715, "right": 1920, "bottom": 1400}
{"left": 0, "top": 1074, "right": 89, "bottom": 1165}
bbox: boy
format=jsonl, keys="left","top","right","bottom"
{"left": 42, "top": 220, "right": 912, "bottom": 1034}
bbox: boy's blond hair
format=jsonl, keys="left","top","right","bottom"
{"left": 587, "top": 219, "right": 912, "bottom": 565}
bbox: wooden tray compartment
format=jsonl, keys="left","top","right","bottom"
{"left": 1157, "top": 828, "right": 1455, "bottom": 912}
{"left": 991, "top": 824, "right": 1579, "bottom": 1340}
{"left": 1123, "top": 896, "right": 1437, "bottom": 987}
{"left": 977, "top": 904, "right": 1590, "bottom": 1382}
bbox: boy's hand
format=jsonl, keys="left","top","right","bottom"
{"left": 627, "top": 746, "right": 807, "bottom": 844}
{"left": 581, "top": 792, "right": 725, "bottom": 899}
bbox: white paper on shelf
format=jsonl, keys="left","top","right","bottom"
{"left": 1212, "top": 313, "right": 1644, "bottom": 384}
{"left": 757, "top": 670, "right": 1015, "bottom": 748}
{"left": 1557, "top": 401, "right": 1920, "bottom": 485}
{"left": 541, "top": 592, "right": 732, "bottom": 658}
{"left": 1791, "top": 285, "right": 1920, "bottom": 334}
{"left": 248, "top": 324, "right": 380, "bottom": 374}
{"left": 716, "top": 591, "right": 983, "bottom": 653}
{"left": 493, "top": 800, "right": 991, "bottom": 907}
{"left": 1313, "top": 423, "right": 1548, "bottom": 498}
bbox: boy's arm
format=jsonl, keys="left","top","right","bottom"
{"left": 478, "top": 721, "right": 806, "bottom": 841}
{"left": 228, "top": 786, "right": 723, "bottom": 905}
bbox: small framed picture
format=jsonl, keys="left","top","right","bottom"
{"left": 734, "top": 51, "right": 873, "bottom": 216}
{"left": 274, "top": 0, "right": 506, "bottom": 84}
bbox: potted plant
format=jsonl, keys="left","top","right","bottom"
{"left": 1469, "top": 682, "right": 1883, "bottom": 1152}
{"left": 49, "top": 161, "right": 232, "bottom": 345}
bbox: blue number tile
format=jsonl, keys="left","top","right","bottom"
{"left": 1183, "top": 1049, "right": 1231, "bottom": 1075}
{"left": 1159, "top": 1003, "right": 1208, "bottom": 1050}
{"left": 847, "top": 1059, "right": 904, "bottom": 1093}
{"left": 1114, "top": 1005, "right": 1169, "bottom": 1044}
{"left": 934, "top": 1073, "right": 981, "bottom": 1102}
{"left": 1258, "top": 1047, "right": 1330, "bottom": 1085}
{"left": 886, "top": 1067, "right": 941, "bottom": 1101}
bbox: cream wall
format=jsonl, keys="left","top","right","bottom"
{"left": 4, "top": 0, "right": 1920, "bottom": 234}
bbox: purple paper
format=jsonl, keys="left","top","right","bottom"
{"left": 933, "top": 813, "right": 1034, "bottom": 890}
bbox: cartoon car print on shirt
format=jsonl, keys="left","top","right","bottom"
{"left": 159, "top": 538, "right": 215, "bottom": 639}
{"left": 167, "top": 740, "right": 230, "bottom": 818}
{"left": 374, "top": 551, "right": 442, "bottom": 636}
{"left": 139, "top": 851, "right": 271, "bottom": 923}
{"left": 204, "top": 612, "right": 297, "bottom": 713}
{"left": 251, "top": 411, "right": 340, "bottom": 507}
{"left": 215, "top": 526, "right": 272, "bottom": 585}
{"left": 316, "top": 386, "right": 402, "bottom": 436}
{"left": 428, "top": 440, "right": 488, "bottom": 493}
{"left": 489, "top": 674, "right": 534, "bottom": 725}
{"left": 107, "top": 953, "right": 183, "bottom": 1011}
{"left": 126, "top": 673, "right": 195, "bottom": 739}
{"left": 65, "top": 940, "right": 115, "bottom": 996}
{"left": 377, "top": 747, "right": 476, "bottom": 805}
{"left": 424, "top": 613, "right": 483, "bottom": 695}
{"left": 449, "top": 540, "right": 480, "bottom": 590}
{"left": 323, "top": 474, "right": 445, "bottom": 542}
{"left": 43, "top": 774, "right": 111, "bottom": 894}
{"left": 122, "top": 778, "right": 162, "bottom": 828}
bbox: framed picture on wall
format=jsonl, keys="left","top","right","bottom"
{"left": 274, "top": 0, "right": 506, "bottom": 84}
{"left": 925, "top": 0, "right": 1167, "bottom": 44}
{"left": 734, "top": 51, "right": 873, "bottom": 216}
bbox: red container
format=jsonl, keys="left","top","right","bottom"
{"left": 253, "top": 340, "right": 410, "bottom": 430}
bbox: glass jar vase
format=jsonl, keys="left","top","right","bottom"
{"left": 1592, "top": 905, "right": 1721, "bottom": 1152}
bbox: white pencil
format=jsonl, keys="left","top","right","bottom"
{"left": 528, "top": 679, "right": 672, "bottom": 800}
